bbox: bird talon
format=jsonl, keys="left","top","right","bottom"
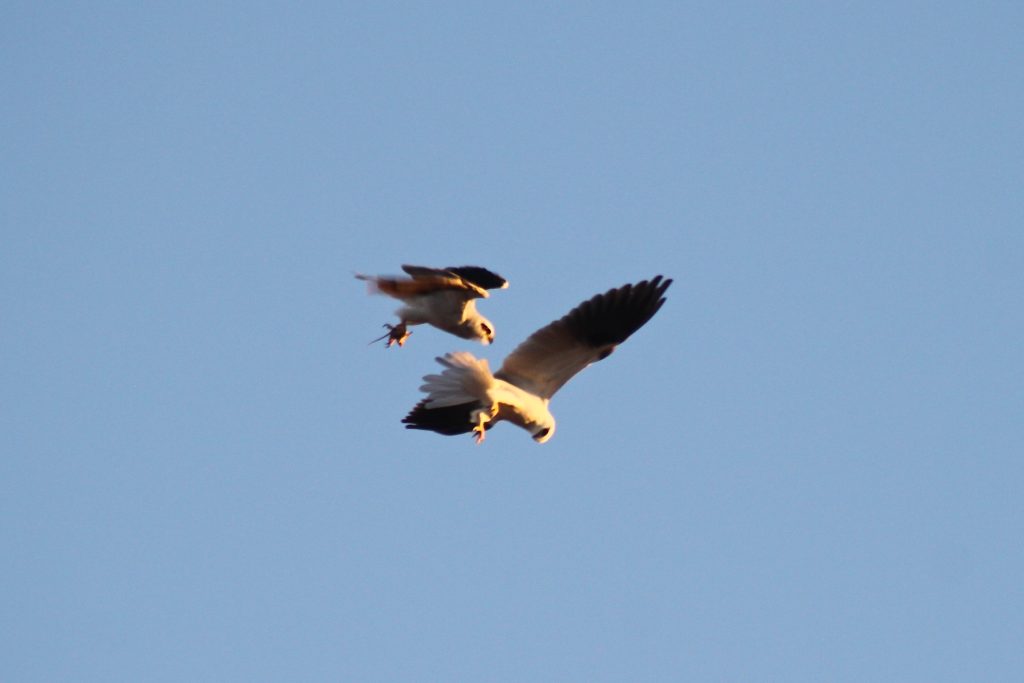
{"left": 470, "top": 406, "right": 495, "bottom": 445}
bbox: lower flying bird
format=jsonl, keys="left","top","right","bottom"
{"left": 402, "top": 276, "right": 672, "bottom": 444}
{"left": 356, "top": 265, "right": 508, "bottom": 347}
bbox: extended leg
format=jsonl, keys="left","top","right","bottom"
{"left": 470, "top": 404, "right": 500, "bottom": 445}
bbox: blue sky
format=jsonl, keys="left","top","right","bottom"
{"left": 2, "top": 2, "right": 1022, "bottom": 681}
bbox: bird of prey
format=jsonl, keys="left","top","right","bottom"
{"left": 402, "top": 276, "right": 672, "bottom": 443}
{"left": 356, "top": 265, "right": 509, "bottom": 347}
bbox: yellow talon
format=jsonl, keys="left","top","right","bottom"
{"left": 471, "top": 406, "right": 494, "bottom": 445}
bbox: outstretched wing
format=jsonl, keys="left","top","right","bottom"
{"left": 495, "top": 276, "right": 672, "bottom": 399}
{"left": 444, "top": 266, "right": 508, "bottom": 291}
{"left": 397, "top": 264, "right": 497, "bottom": 299}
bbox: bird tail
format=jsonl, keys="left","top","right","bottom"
{"left": 419, "top": 352, "right": 494, "bottom": 407}
{"left": 354, "top": 273, "right": 423, "bottom": 298}
{"left": 354, "top": 273, "right": 385, "bottom": 295}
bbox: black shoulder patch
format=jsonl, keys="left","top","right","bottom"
{"left": 446, "top": 266, "right": 509, "bottom": 290}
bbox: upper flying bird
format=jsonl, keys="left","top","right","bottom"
{"left": 402, "top": 276, "right": 672, "bottom": 444}
{"left": 356, "top": 265, "right": 509, "bottom": 347}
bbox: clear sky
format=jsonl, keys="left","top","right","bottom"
{"left": 3, "top": 2, "right": 1022, "bottom": 681}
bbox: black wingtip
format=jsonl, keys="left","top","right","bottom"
{"left": 402, "top": 400, "right": 480, "bottom": 436}
{"left": 562, "top": 275, "right": 673, "bottom": 349}
{"left": 446, "top": 266, "right": 509, "bottom": 290}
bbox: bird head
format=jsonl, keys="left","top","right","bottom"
{"left": 531, "top": 419, "right": 556, "bottom": 444}
{"left": 477, "top": 318, "right": 495, "bottom": 345}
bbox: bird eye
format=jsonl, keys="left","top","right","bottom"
{"left": 534, "top": 427, "right": 550, "bottom": 440}
{"left": 481, "top": 324, "right": 492, "bottom": 335}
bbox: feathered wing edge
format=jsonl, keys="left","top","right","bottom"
{"left": 402, "top": 400, "right": 481, "bottom": 436}
{"left": 400, "top": 264, "right": 508, "bottom": 294}
{"left": 560, "top": 275, "right": 673, "bottom": 349}
{"left": 360, "top": 268, "right": 484, "bottom": 299}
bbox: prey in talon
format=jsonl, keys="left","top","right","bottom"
{"left": 369, "top": 323, "right": 411, "bottom": 348}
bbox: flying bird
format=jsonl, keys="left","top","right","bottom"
{"left": 402, "top": 276, "right": 672, "bottom": 443}
{"left": 356, "top": 265, "right": 509, "bottom": 347}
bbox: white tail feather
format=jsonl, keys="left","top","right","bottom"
{"left": 420, "top": 352, "right": 494, "bottom": 407}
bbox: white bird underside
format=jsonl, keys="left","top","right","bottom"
{"left": 403, "top": 275, "right": 672, "bottom": 444}
{"left": 357, "top": 264, "right": 508, "bottom": 347}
